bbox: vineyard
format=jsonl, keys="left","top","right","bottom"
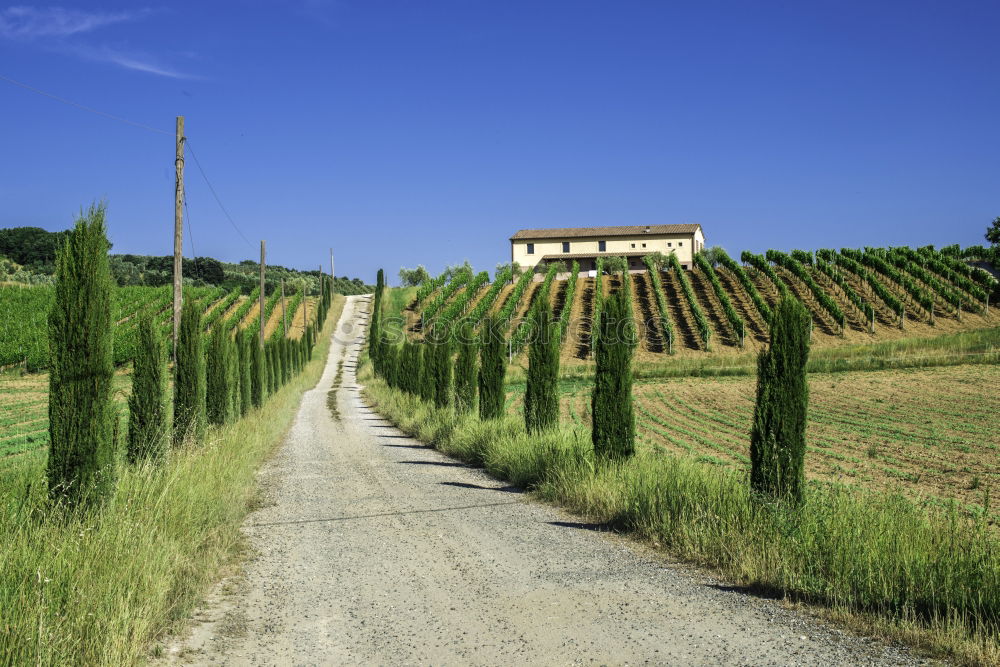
{"left": 0, "top": 282, "right": 329, "bottom": 467}
{"left": 404, "top": 245, "right": 998, "bottom": 363}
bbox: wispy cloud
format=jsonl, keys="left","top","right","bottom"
{"left": 0, "top": 5, "right": 197, "bottom": 79}
{"left": 0, "top": 6, "right": 138, "bottom": 39}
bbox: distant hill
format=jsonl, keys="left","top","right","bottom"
{"left": 0, "top": 226, "right": 371, "bottom": 295}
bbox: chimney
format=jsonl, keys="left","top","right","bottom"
{"left": 644, "top": 226, "right": 650, "bottom": 233}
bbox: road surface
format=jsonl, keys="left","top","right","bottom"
{"left": 164, "top": 294, "right": 918, "bottom": 665}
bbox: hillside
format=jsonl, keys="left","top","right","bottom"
{"left": 405, "top": 245, "right": 999, "bottom": 366}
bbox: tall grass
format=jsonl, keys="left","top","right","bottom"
{"left": 363, "top": 373, "right": 999, "bottom": 665}
{"left": 0, "top": 296, "right": 345, "bottom": 665}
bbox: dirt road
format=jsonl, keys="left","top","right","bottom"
{"left": 166, "top": 295, "right": 918, "bottom": 665}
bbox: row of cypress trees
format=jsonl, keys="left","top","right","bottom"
{"left": 371, "top": 263, "right": 812, "bottom": 503}
{"left": 46, "top": 206, "right": 336, "bottom": 507}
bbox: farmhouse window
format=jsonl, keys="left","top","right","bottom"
{"left": 679, "top": 241, "right": 684, "bottom": 246}
{"left": 667, "top": 242, "right": 672, "bottom": 247}
{"left": 631, "top": 243, "right": 636, "bottom": 248}
{"left": 562, "top": 242, "right": 570, "bottom": 253}
{"left": 527, "top": 243, "right": 534, "bottom": 254}
{"left": 598, "top": 240, "right": 606, "bottom": 252}
{"left": 642, "top": 243, "right": 646, "bottom": 248}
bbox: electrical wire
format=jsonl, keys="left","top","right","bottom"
{"left": 0, "top": 72, "right": 173, "bottom": 136}
{"left": 185, "top": 140, "right": 255, "bottom": 248}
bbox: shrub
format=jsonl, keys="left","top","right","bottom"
{"left": 127, "top": 314, "right": 169, "bottom": 462}
{"left": 750, "top": 295, "right": 811, "bottom": 503}
{"left": 591, "top": 287, "right": 637, "bottom": 458}
{"left": 47, "top": 204, "right": 119, "bottom": 504}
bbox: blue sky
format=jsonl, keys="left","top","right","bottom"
{"left": 1, "top": 1, "right": 998, "bottom": 283}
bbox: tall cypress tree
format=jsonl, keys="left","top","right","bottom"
{"left": 524, "top": 293, "right": 559, "bottom": 433}
{"left": 750, "top": 295, "right": 811, "bottom": 503}
{"left": 478, "top": 314, "right": 506, "bottom": 420}
{"left": 206, "top": 325, "right": 231, "bottom": 426}
{"left": 431, "top": 324, "right": 453, "bottom": 409}
{"left": 174, "top": 297, "right": 207, "bottom": 445}
{"left": 402, "top": 341, "right": 421, "bottom": 395}
{"left": 369, "top": 268, "right": 384, "bottom": 370}
{"left": 127, "top": 313, "right": 168, "bottom": 462}
{"left": 238, "top": 330, "right": 252, "bottom": 416}
{"left": 47, "top": 204, "right": 118, "bottom": 503}
{"left": 591, "top": 288, "right": 637, "bottom": 459}
{"left": 419, "top": 343, "right": 434, "bottom": 402}
{"left": 226, "top": 334, "right": 240, "bottom": 419}
{"left": 453, "top": 320, "right": 478, "bottom": 414}
{"left": 250, "top": 335, "right": 264, "bottom": 408}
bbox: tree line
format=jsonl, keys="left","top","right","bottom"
{"left": 369, "top": 264, "right": 815, "bottom": 502}
{"left": 45, "top": 205, "right": 336, "bottom": 507}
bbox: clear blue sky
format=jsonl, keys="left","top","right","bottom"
{"left": 2, "top": 1, "right": 998, "bottom": 283}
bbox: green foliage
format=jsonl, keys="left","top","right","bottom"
{"left": 590, "top": 257, "right": 605, "bottom": 353}
{"left": 465, "top": 264, "right": 514, "bottom": 327}
{"left": 426, "top": 324, "right": 453, "bottom": 409}
{"left": 767, "top": 249, "right": 844, "bottom": 328}
{"left": 46, "top": 204, "right": 118, "bottom": 504}
{"left": 844, "top": 248, "right": 934, "bottom": 317}
{"left": 750, "top": 296, "right": 810, "bottom": 503}
{"left": 667, "top": 251, "right": 712, "bottom": 347}
{"left": 912, "top": 247, "right": 990, "bottom": 302}
{"left": 421, "top": 265, "right": 473, "bottom": 322}
{"left": 715, "top": 248, "right": 772, "bottom": 324}
{"left": 206, "top": 326, "right": 236, "bottom": 426}
{"left": 435, "top": 270, "right": 489, "bottom": 330}
{"left": 419, "top": 343, "right": 434, "bottom": 403}
{"left": 126, "top": 314, "right": 168, "bottom": 462}
{"left": 173, "top": 298, "right": 206, "bottom": 445}
{"left": 201, "top": 288, "right": 241, "bottom": 331}
{"left": 495, "top": 267, "right": 535, "bottom": 324}
{"left": 986, "top": 216, "right": 1000, "bottom": 246}
{"left": 400, "top": 341, "right": 422, "bottom": 396}
{"left": 557, "top": 261, "right": 580, "bottom": 343}
{"left": 0, "top": 226, "right": 70, "bottom": 270}
{"left": 398, "top": 264, "right": 431, "bottom": 287}
{"left": 223, "top": 287, "right": 259, "bottom": 330}
{"left": 370, "top": 269, "right": 385, "bottom": 371}
{"left": 643, "top": 255, "right": 675, "bottom": 353}
{"left": 478, "top": 315, "right": 507, "bottom": 420}
{"left": 453, "top": 320, "right": 478, "bottom": 414}
{"left": 741, "top": 250, "right": 790, "bottom": 300}
{"left": 523, "top": 296, "right": 559, "bottom": 433}
{"left": 413, "top": 269, "right": 448, "bottom": 306}
{"left": 250, "top": 335, "right": 265, "bottom": 408}
{"left": 831, "top": 251, "right": 904, "bottom": 318}
{"left": 814, "top": 258, "right": 875, "bottom": 325}
{"left": 238, "top": 330, "right": 253, "bottom": 416}
{"left": 695, "top": 252, "right": 745, "bottom": 343}
{"left": 591, "top": 287, "right": 637, "bottom": 459}
{"left": 510, "top": 262, "right": 559, "bottom": 355}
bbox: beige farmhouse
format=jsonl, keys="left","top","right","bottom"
{"left": 510, "top": 224, "right": 706, "bottom": 274}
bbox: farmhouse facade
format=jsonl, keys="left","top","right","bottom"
{"left": 510, "top": 224, "right": 706, "bottom": 273}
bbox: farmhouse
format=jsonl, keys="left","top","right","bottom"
{"left": 510, "top": 224, "right": 706, "bottom": 274}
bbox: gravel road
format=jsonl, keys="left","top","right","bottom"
{"left": 165, "top": 294, "right": 921, "bottom": 665}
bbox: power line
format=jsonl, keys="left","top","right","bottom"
{"left": 185, "top": 140, "right": 254, "bottom": 249}
{"left": 0, "top": 72, "right": 172, "bottom": 136}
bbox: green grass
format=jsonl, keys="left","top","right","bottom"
{"left": 0, "top": 295, "right": 344, "bottom": 665}
{"left": 362, "top": 370, "right": 1000, "bottom": 665}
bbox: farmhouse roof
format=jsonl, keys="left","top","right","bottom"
{"left": 510, "top": 224, "right": 702, "bottom": 241}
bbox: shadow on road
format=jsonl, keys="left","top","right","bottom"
{"left": 440, "top": 481, "right": 522, "bottom": 494}
{"left": 399, "top": 460, "right": 476, "bottom": 468}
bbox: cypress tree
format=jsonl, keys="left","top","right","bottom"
{"left": 524, "top": 294, "right": 559, "bottom": 433}
{"left": 369, "top": 269, "right": 384, "bottom": 369}
{"left": 431, "top": 324, "right": 453, "bottom": 409}
{"left": 750, "top": 295, "right": 811, "bottom": 503}
{"left": 265, "top": 343, "right": 276, "bottom": 395}
{"left": 47, "top": 205, "right": 118, "bottom": 503}
{"left": 206, "top": 325, "right": 230, "bottom": 426}
{"left": 238, "top": 330, "right": 252, "bottom": 416}
{"left": 127, "top": 313, "right": 168, "bottom": 463}
{"left": 419, "top": 343, "right": 434, "bottom": 402}
{"left": 227, "top": 334, "right": 240, "bottom": 418}
{"left": 251, "top": 336, "right": 264, "bottom": 408}
{"left": 173, "top": 296, "right": 206, "bottom": 445}
{"left": 478, "top": 314, "right": 506, "bottom": 420}
{"left": 591, "top": 288, "right": 637, "bottom": 459}
{"left": 453, "top": 320, "right": 478, "bottom": 414}
{"left": 402, "top": 342, "right": 421, "bottom": 395}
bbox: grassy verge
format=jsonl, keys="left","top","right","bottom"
{"left": 0, "top": 295, "right": 345, "bottom": 665}
{"left": 361, "top": 366, "right": 999, "bottom": 666}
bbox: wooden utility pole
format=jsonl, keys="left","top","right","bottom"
{"left": 259, "top": 241, "right": 266, "bottom": 348}
{"left": 280, "top": 279, "right": 288, "bottom": 336}
{"left": 172, "top": 116, "right": 185, "bottom": 360}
